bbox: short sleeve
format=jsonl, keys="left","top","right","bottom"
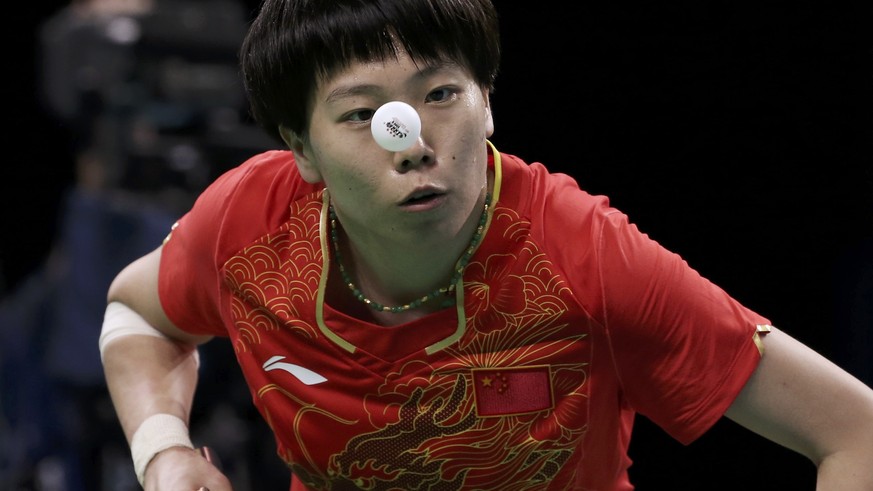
{"left": 597, "top": 211, "right": 769, "bottom": 444}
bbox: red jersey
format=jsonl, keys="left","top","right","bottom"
{"left": 159, "top": 144, "right": 768, "bottom": 490}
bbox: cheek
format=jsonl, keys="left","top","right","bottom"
{"left": 455, "top": 113, "right": 491, "bottom": 150}
{"left": 460, "top": 96, "right": 493, "bottom": 142}
{"left": 318, "top": 152, "right": 381, "bottom": 196}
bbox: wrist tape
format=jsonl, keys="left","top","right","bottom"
{"left": 130, "top": 413, "right": 195, "bottom": 486}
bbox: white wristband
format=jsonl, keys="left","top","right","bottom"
{"left": 130, "top": 413, "right": 195, "bottom": 486}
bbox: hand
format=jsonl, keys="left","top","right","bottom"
{"left": 143, "top": 446, "right": 233, "bottom": 491}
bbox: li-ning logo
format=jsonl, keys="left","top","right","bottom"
{"left": 262, "top": 355, "right": 327, "bottom": 385}
{"left": 383, "top": 118, "right": 409, "bottom": 139}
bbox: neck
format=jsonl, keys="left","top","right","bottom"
{"left": 329, "top": 188, "right": 490, "bottom": 316}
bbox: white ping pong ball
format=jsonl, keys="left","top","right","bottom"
{"left": 371, "top": 101, "right": 422, "bottom": 151}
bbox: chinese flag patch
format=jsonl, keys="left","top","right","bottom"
{"left": 472, "top": 365, "right": 554, "bottom": 417}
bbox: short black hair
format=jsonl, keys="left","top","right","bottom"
{"left": 240, "top": 0, "right": 500, "bottom": 143}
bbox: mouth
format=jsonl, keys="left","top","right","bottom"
{"left": 400, "top": 187, "right": 446, "bottom": 207}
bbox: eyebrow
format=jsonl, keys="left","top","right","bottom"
{"left": 323, "top": 83, "right": 382, "bottom": 105}
{"left": 322, "top": 61, "right": 461, "bottom": 105}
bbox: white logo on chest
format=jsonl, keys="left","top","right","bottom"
{"left": 262, "top": 355, "right": 327, "bottom": 385}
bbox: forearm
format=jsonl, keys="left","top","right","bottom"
{"left": 102, "top": 247, "right": 204, "bottom": 441}
{"left": 103, "top": 333, "right": 200, "bottom": 443}
{"left": 100, "top": 300, "right": 226, "bottom": 488}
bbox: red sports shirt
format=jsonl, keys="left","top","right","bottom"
{"left": 159, "top": 144, "right": 769, "bottom": 490}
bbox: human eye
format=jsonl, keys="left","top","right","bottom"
{"left": 425, "top": 87, "right": 459, "bottom": 104}
{"left": 344, "top": 108, "right": 375, "bottom": 123}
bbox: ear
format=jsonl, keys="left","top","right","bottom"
{"left": 482, "top": 90, "right": 495, "bottom": 138}
{"left": 279, "top": 125, "right": 323, "bottom": 183}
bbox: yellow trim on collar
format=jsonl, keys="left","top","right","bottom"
{"left": 316, "top": 189, "right": 357, "bottom": 354}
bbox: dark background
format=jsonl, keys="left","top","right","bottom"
{"left": 4, "top": 1, "right": 872, "bottom": 489}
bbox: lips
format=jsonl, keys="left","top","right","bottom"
{"left": 401, "top": 186, "right": 445, "bottom": 206}
{"left": 404, "top": 191, "right": 439, "bottom": 204}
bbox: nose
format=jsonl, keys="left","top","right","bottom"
{"left": 394, "top": 135, "right": 434, "bottom": 172}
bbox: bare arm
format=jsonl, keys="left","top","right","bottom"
{"left": 102, "top": 246, "right": 230, "bottom": 489}
{"left": 725, "top": 327, "right": 873, "bottom": 490}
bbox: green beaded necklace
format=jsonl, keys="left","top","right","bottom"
{"left": 329, "top": 193, "right": 491, "bottom": 313}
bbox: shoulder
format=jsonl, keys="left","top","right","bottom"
{"left": 211, "top": 150, "right": 306, "bottom": 196}
{"left": 167, "top": 149, "right": 322, "bottom": 259}
{"left": 195, "top": 150, "right": 319, "bottom": 219}
{"left": 496, "top": 151, "right": 617, "bottom": 238}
